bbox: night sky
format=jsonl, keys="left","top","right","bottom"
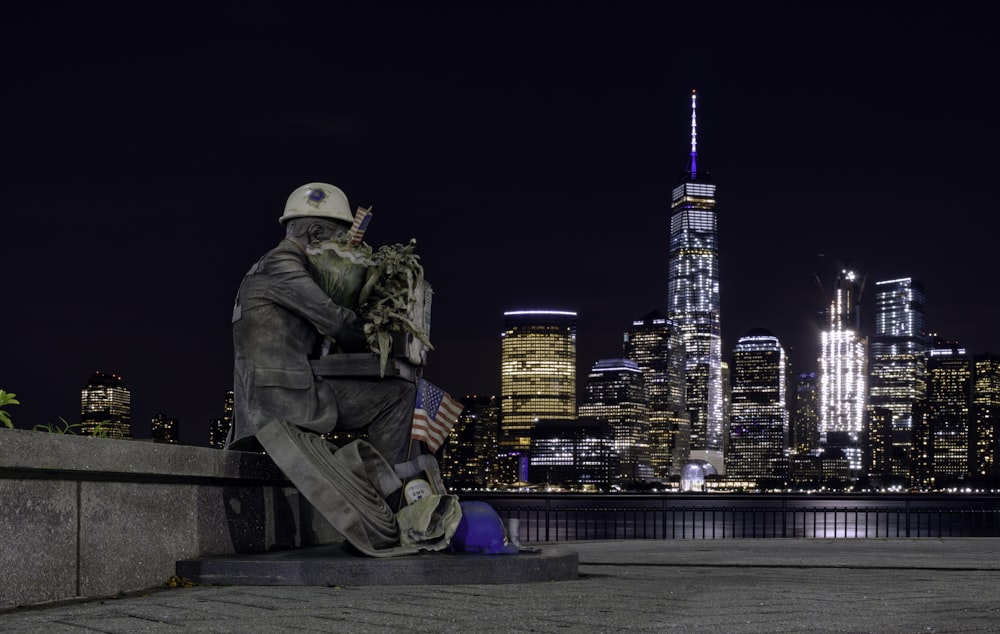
{"left": 3, "top": 2, "right": 998, "bottom": 445}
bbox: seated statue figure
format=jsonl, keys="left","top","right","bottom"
{"left": 226, "top": 182, "right": 459, "bottom": 557}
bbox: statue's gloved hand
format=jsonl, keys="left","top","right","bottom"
{"left": 333, "top": 310, "right": 368, "bottom": 352}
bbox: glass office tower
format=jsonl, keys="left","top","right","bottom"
{"left": 528, "top": 418, "right": 618, "bottom": 490}
{"left": 579, "top": 358, "right": 652, "bottom": 484}
{"left": 666, "top": 89, "right": 724, "bottom": 473}
{"left": 870, "top": 278, "right": 927, "bottom": 477}
{"left": 500, "top": 310, "right": 577, "bottom": 451}
{"left": 623, "top": 311, "right": 690, "bottom": 479}
{"left": 971, "top": 354, "right": 1000, "bottom": 479}
{"left": 727, "top": 330, "right": 789, "bottom": 486}
{"left": 913, "top": 340, "right": 972, "bottom": 489}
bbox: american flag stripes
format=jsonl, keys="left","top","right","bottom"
{"left": 347, "top": 206, "right": 373, "bottom": 246}
{"left": 411, "top": 378, "right": 463, "bottom": 452}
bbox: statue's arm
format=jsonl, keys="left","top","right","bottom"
{"left": 263, "top": 249, "right": 367, "bottom": 350}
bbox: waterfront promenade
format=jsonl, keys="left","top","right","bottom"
{"left": 3, "top": 538, "right": 999, "bottom": 632}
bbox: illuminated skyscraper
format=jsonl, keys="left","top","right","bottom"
{"left": 442, "top": 395, "right": 499, "bottom": 489}
{"left": 971, "top": 354, "right": 1000, "bottom": 479}
{"left": 666, "top": 89, "right": 723, "bottom": 473}
{"left": 913, "top": 340, "right": 971, "bottom": 489}
{"left": 209, "top": 390, "right": 234, "bottom": 449}
{"left": 726, "top": 330, "right": 788, "bottom": 486}
{"left": 791, "top": 372, "right": 820, "bottom": 455}
{"left": 80, "top": 371, "right": 131, "bottom": 439}
{"left": 623, "top": 311, "right": 690, "bottom": 479}
{"left": 500, "top": 310, "right": 577, "bottom": 451}
{"left": 579, "top": 358, "right": 652, "bottom": 484}
{"left": 818, "top": 269, "right": 866, "bottom": 476}
{"left": 870, "top": 278, "right": 928, "bottom": 478}
{"left": 151, "top": 414, "right": 179, "bottom": 444}
{"left": 528, "top": 418, "right": 618, "bottom": 490}
{"left": 866, "top": 406, "right": 893, "bottom": 481}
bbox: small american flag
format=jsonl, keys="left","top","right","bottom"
{"left": 411, "top": 378, "right": 463, "bottom": 452}
{"left": 347, "top": 205, "right": 373, "bottom": 246}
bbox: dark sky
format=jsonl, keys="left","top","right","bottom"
{"left": 3, "top": 2, "right": 998, "bottom": 445}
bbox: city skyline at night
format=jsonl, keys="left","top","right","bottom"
{"left": 3, "top": 3, "right": 998, "bottom": 445}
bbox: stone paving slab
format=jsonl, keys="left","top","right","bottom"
{"left": 4, "top": 539, "right": 1000, "bottom": 633}
{"left": 571, "top": 536, "right": 1000, "bottom": 569}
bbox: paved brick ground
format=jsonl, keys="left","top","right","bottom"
{"left": 3, "top": 539, "right": 999, "bottom": 633}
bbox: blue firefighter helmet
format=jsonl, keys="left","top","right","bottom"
{"left": 449, "top": 501, "right": 520, "bottom": 555}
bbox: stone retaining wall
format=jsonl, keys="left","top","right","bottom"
{"left": 0, "top": 428, "right": 336, "bottom": 609}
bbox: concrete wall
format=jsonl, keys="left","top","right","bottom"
{"left": 0, "top": 428, "right": 337, "bottom": 609}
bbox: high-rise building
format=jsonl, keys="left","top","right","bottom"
{"left": 791, "top": 372, "right": 820, "bottom": 455}
{"left": 623, "top": 311, "right": 690, "bottom": 480}
{"left": 666, "top": 89, "right": 723, "bottom": 473}
{"left": 80, "top": 371, "right": 131, "bottom": 439}
{"left": 151, "top": 414, "right": 179, "bottom": 444}
{"left": 528, "top": 418, "right": 618, "bottom": 490}
{"left": 726, "top": 330, "right": 789, "bottom": 487}
{"left": 870, "top": 278, "right": 928, "bottom": 479}
{"left": 818, "top": 269, "right": 866, "bottom": 477}
{"left": 721, "top": 360, "right": 731, "bottom": 458}
{"left": 209, "top": 390, "right": 234, "bottom": 449}
{"left": 441, "top": 402, "right": 479, "bottom": 490}
{"left": 578, "top": 359, "right": 652, "bottom": 484}
{"left": 913, "top": 339, "right": 972, "bottom": 489}
{"left": 441, "top": 394, "right": 499, "bottom": 489}
{"left": 866, "top": 406, "right": 893, "bottom": 481}
{"left": 971, "top": 354, "right": 1000, "bottom": 480}
{"left": 500, "top": 310, "right": 577, "bottom": 451}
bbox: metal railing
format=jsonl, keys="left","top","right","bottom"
{"left": 462, "top": 493, "right": 1000, "bottom": 541}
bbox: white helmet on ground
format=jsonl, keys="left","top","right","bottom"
{"left": 279, "top": 183, "right": 353, "bottom": 225}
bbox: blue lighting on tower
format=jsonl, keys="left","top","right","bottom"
{"left": 689, "top": 89, "right": 698, "bottom": 177}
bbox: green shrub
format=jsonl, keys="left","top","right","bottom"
{"left": 1, "top": 390, "right": 109, "bottom": 437}
{"left": 0, "top": 390, "right": 19, "bottom": 429}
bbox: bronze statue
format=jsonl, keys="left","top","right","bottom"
{"left": 227, "top": 183, "right": 460, "bottom": 556}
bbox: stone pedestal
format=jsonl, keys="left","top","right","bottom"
{"left": 176, "top": 544, "right": 578, "bottom": 586}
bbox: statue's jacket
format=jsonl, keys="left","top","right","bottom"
{"left": 228, "top": 238, "right": 366, "bottom": 450}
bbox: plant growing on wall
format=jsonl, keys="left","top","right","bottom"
{"left": 32, "top": 417, "right": 112, "bottom": 437}
{"left": 0, "top": 391, "right": 110, "bottom": 437}
{"left": 0, "top": 390, "right": 19, "bottom": 429}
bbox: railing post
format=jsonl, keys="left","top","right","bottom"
{"left": 782, "top": 497, "right": 788, "bottom": 538}
{"left": 905, "top": 498, "right": 911, "bottom": 538}
{"left": 661, "top": 497, "right": 667, "bottom": 540}
{"left": 545, "top": 496, "right": 551, "bottom": 542}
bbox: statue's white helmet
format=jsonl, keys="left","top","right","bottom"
{"left": 279, "top": 183, "right": 353, "bottom": 225}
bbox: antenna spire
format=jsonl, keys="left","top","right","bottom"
{"left": 689, "top": 89, "right": 698, "bottom": 177}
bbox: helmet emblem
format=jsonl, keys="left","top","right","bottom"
{"left": 306, "top": 188, "right": 327, "bottom": 207}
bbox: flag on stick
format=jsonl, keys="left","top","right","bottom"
{"left": 411, "top": 378, "right": 463, "bottom": 452}
{"left": 347, "top": 205, "right": 373, "bottom": 245}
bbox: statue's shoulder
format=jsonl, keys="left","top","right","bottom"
{"left": 258, "top": 240, "right": 307, "bottom": 274}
